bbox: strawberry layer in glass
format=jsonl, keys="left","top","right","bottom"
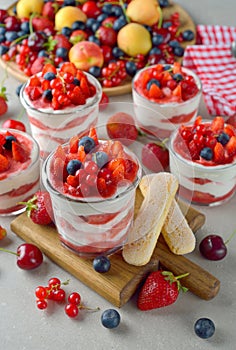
{"left": 132, "top": 63, "right": 202, "bottom": 139}
{"left": 20, "top": 62, "right": 102, "bottom": 159}
{"left": 42, "top": 130, "right": 141, "bottom": 257}
{"left": 0, "top": 128, "right": 40, "bottom": 216}
{"left": 169, "top": 116, "right": 236, "bottom": 206}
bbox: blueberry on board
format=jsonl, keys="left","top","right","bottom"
{"left": 61, "top": 26, "right": 72, "bottom": 38}
{"left": 93, "top": 255, "right": 111, "bottom": 273}
{"left": 159, "top": 0, "right": 169, "bottom": 7}
{"left": 217, "top": 132, "right": 230, "bottom": 145}
{"left": 200, "top": 147, "right": 213, "bottom": 160}
{"left": 194, "top": 318, "right": 215, "bottom": 339}
{"left": 152, "top": 33, "right": 164, "bottom": 46}
{"left": 113, "top": 16, "right": 127, "bottom": 31}
{"left": 125, "top": 61, "right": 137, "bottom": 77}
{"left": 43, "top": 72, "right": 56, "bottom": 81}
{"left": 101, "top": 309, "right": 121, "bottom": 329}
{"left": 91, "top": 21, "right": 100, "bottom": 33}
{"left": 182, "top": 29, "right": 195, "bottom": 41}
{"left": 66, "top": 159, "right": 82, "bottom": 175}
{"left": 79, "top": 136, "right": 96, "bottom": 153}
{"left": 4, "top": 136, "right": 17, "bottom": 150}
{"left": 173, "top": 46, "right": 184, "bottom": 57}
{"left": 56, "top": 47, "right": 68, "bottom": 59}
{"left": 146, "top": 78, "right": 161, "bottom": 90}
{"left": 112, "top": 46, "right": 125, "bottom": 59}
{"left": 92, "top": 151, "right": 109, "bottom": 168}
{"left": 20, "top": 21, "right": 30, "bottom": 34}
{"left": 38, "top": 50, "right": 49, "bottom": 58}
{"left": 89, "top": 66, "right": 101, "bottom": 78}
{"left": 72, "top": 20, "right": 86, "bottom": 31}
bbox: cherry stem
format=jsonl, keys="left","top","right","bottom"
{"left": 0, "top": 247, "right": 18, "bottom": 256}
{"left": 79, "top": 304, "right": 100, "bottom": 312}
{"left": 224, "top": 229, "right": 236, "bottom": 245}
{"left": 157, "top": 6, "right": 163, "bottom": 29}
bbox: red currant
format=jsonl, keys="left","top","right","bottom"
{"left": 68, "top": 292, "right": 81, "bottom": 305}
{"left": 65, "top": 303, "right": 79, "bottom": 318}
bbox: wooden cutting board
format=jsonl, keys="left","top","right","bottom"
{"left": 10, "top": 189, "right": 220, "bottom": 307}
{"left": 1, "top": 1, "right": 196, "bottom": 96}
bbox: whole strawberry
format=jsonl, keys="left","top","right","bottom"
{"left": 141, "top": 141, "right": 169, "bottom": 172}
{"left": 0, "top": 85, "right": 8, "bottom": 116}
{"left": 0, "top": 225, "right": 7, "bottom": 240}
{"left": 21, "top": 191, "right": 54, "bottom": 225}
{"left": 137, "top": 270, "right": 189, "bottom": 311}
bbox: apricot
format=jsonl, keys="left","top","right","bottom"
{"left": 117, "top": 23, "right": 152, "bottom": 57}
{"left": 126, "top": 0, "right": 160, "bottom": 26}
{"left": 55, "top": 6, "right": 87, "bottom": 31}
{"left": 16, "top": 0, "right": 44, "bottom": 19}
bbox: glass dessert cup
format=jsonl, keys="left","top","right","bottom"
{"left": 169, "top": 127, "right": 236, "bottom": 207}
{"left": 0, "top": 128, "right": 40, "bottom": 216}
{"left": 20, "top": 72, "right": 102, "bottom": 160}
{"left": 132, "top": 65, "right": 202, "bottom": 139}
{"left": 42, "top": 141, "right": 142, "bottom": 257}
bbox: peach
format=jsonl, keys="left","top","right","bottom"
{"left": 117, "top": 23, "right": 152, "bottom": 57}
{"left": 68, "top": 41, "right": 104, "bottom": 71}
{"left": 16, "top": 0, "right": 44, "bottom": 19}
{"left": 126, "top": 0, "right": 160, "bottom": 26}
{"left": 55, "top": 6, "right": 87, "bottom": 31}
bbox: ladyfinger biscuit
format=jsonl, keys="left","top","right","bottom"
{"left": 122, "top": 173, "right": 178, "bottom": 266}
{"left": 139, "top": 174, "right": 196, "bottom": 255}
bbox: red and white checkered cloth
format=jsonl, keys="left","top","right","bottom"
{"left": 183, "top": 25, "right": 236, "bottom": 117}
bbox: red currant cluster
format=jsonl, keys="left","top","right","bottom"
{"left": 35, "top": 277, "right": 100, "bottom": 319}
{"left": 101, "top": 60, "right": 127, "bottom": 88}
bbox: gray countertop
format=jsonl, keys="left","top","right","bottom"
{"left": 1, "top": 1, "right": 236, "bottom": 350}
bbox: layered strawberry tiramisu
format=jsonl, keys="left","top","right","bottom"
{"left": 42, "top": 128, "right": 141, "bottom": 256}
{"left": 132, "top": 62, "right": 202, "bottom": 139}
{"left": 20, "top": 62, "right": 102, "bottom": 159}
{"left": 169, "top": 116, "right": 236, "bottom": 206}
{"left": 0, "top": 128, "right": 40, "bottom": 215}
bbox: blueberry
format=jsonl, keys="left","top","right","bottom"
{"left": 101, "top": 309, "right": 121, "bottom": 329}
{"left": 63, "top": 0, "right": 76, "bottom": 6}
{"left": 79, "top": 136, "right": 96, "bottom": 153}
{"left": 72, "top": 20, "right": 86, "bottom": 31}
{"left": 56, "top": 47, "right": 68, "bottom": 59}
{"left": 4, "top": 136, "right": 17, "bottom": 150}
{"left": 125, "top": 61, "right": 137, "bottom": 77}
{"left": 88, "top": 35, "right": 100, "bottom": 46}
{"left": 217, "top": 132, "right": 230, "bottom": 145}
{"left": 61, "top": 26, "right": 72, "bottom": 37}
{"left": 152, "top": 33, "right": 164, "bottom": 46}
{"left": 102, "top": 3, "right": 113, "bottom": 15}
{"left": 200, "top": 147, "right": 213, "bottom": 160}
{"left": 111, "top": 5, "right": 123, "bottom": 17}
{"left": 0, "top": 27, "right": 6, "bottom": 35}
{"left": 20, "top": 21, "right": 30, "bottom": 34}
{"left": 169, "top": 40, "right": 180, "bottom": 48}
{"left": 86, "top": 18, "right": 97, "bottom": 30}
{"left": 43, "top": 72, "right": 56, "bottom": 81}
{"left": 163, "top": 21, "right": 172, "bottom": 28}
{"left": 173, "top": 46, "right": 184, "bottom": 57}
{"left": 163, "top": 64, "right": 172, "bottom": 71}
{"left": 91, "top": 21, "right": 100, "bottom": 33}
{"left": 66, "top": 159, "right": 82, "bottom": 175}
{"left": 42, "top": 89, "right": 53, "bottom": 101}
{"left": 159, "top": 0, "right": 169, "bottom": 7}
{"left": 38, "top": 50, "right": 49, "bottom": 58}
{"left": 113, "top": 16, "right": 127, "bottom": 31}
{"left": 97, "top": 13, "right": 108, "bottom": 23}
{"left": 89, "top": 66, "right": 101, "bottom": 78}
{"left": 182, "top": 29, "right": 195, "bottom": 41}
{"left": 5, "top": 31, "right": 18, "bottom": 42}
{"left": 194, "top": 318, "right": 215, "bottom": 339}
{"left": 149, "top": 47, "right": 161, "bottom": 56}
{"left": 112, "top": 46, "right": 124, "bottom": 59}
{"left": 73, "top": 78, "right": 80, "bottom": 86}
{"left": 146, "top": 78, "right": 161, "bottom": 90}
{"left": 92, "top": 151, "right": 109, "bottom": 168}
{"left": 173, "top": 73, "right": 183, "bottom": 82}
{"left": 0, "top": 35, "right": 5, "bottom": 43}
{"left": 93, "top": 255, "right": 111, "bottom": 273}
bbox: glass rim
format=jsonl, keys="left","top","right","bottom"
{"left": 42, "top": 141, "right": 142, "bottom": 205}
{"left": 19, "top": 71, "right": 102, "bottom": 115}
{"left": 132, "top": 64, "right": 202, "bottom": 107}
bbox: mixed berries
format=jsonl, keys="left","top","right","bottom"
{"left": 177, "top": 116, "right": 236, "bottom": 164}
{"left": 24, "top": 62, "right": 97, "bottom": 110}
{"left": 50, "top": 128, "right": 139, "bottom": 198}
{"left": 0, "top": 1, "right": 195, "bottom": 88}
{"left": 134, "top": 62, "right": 199, "bottom": 102}
{"left": 0, "top": 130, "right": 30, "bottom": 175}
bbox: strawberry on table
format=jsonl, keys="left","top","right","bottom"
{"left": 0, "top": 225, "right": 7, "bottom": 240}
{"left": 20, "top": 191, "right": 54, "bottom": 225}
{"left": 137, "top": 270, "right": 189, "bottom": 311}
{"left": 141, "top": 141, "right": 169, "bottom": 172}
{"left": 0, "top": 84, "right": 8, "bottom": 116}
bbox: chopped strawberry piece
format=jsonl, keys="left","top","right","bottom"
{"left": 80, "top": 77, "right": 90, "bottom": 98}
{"left": 59, "top": 62, "right": 77, "bottom": 76}
{"left": 211, "top": 116, "right": 225, "bottom": 133}
{"left": 213, "top": 142, "right": 225, "bottom": 163}
{"left": 110, "top": 140, "right": 124, "bottom": 157}
{"left": 66, "top": 175, "right": 79, "bottom": 188}
{"left": 0, "top": 134, "right": 5, "bottom": 146}
{"left": 42, "top": 63, "right": 57, "bottom": 76}
{"left": 12, "top": 141, "right": 29, "bottom": 163}
{"left": 148, "top": 83, "right": 163, "bottom": 99}
{"left": 224, "top": 124, "right": 236, "bottom": 137}
{"left": 77, "top": 145, "right": 86, "bottom": 162}
{"left": 172, "top": 61, "right": 181, "bottom": 73}
{"left": 107, "top": 158, "right": 125, "bottom": 172}
{"left": 124, "top": 159, "right": 139, "bottom": 182}
{"left": 0, "top": 154, "right": 9, "bottom": 172}
{"left": 70, "top": 86, "right": 86, "bottom": 105}
{"left": 54, "top": 145, "right": 66, "bottom": 161}
{"left": 28, "top": 75, "right": 41, "bottom": 87}
{"left": 69, "top": 135, "right": 79, "bottom": 153}
{"left": 28, "top": 86, "right": 42, "bottom": 101}
{"left": 88, "top": 127, "right": 99, "bottom": 145}
{"left": 111, "top": 163, "right": 125, "bottom": 184}
{"left": 172, "top": 84, "right": 182, "bottom": 98}
{"left": 226, "top": 135, "right": 236, "bottom": 156}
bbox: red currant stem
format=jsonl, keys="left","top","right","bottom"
{"left": 0, "top": 247, "right": 19, "bottom": 256}
{"left": 157, "top": 6, "right": 163, "bottom": 29}
{"left": 224, "top": 229, "right": 236, "bottom": 245}
{"left": 78, "top": 304, "right": 100, "bottom": 312}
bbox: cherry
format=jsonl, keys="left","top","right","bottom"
{"left": 0, "top": 243, "right": 43, "bottom": 269}
{"left": 199, "top": 231, "right": 236, "bottom": 261}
